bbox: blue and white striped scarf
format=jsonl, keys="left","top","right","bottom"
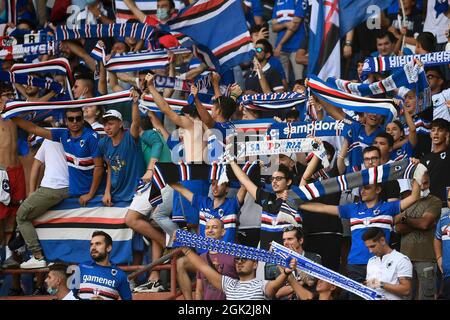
{"left": 268, "top": 120, "right": 349, "bottom": 139}
{"left": 90, "top": 43, "right": 190, "bottom": 72}
{"left": 328, "top": 60, "right": 431, "bottom": 114}
{"left": 240, "top": 92, "right": 306, "bottom": 111}
{"left": 1, "top": 90, "right": 131, "bottom": 119}
{"left": 55, "top": 23, "right": 155, "bottom": 41}
{"left": 308, "top": 76, "right": 398, "bottom": 123}
{"left": 361, "top": 51, "right": 450, "bottom": 80}
{"left": 0, "top": 71, "right": 63, "bottom": 94}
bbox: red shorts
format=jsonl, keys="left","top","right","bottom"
{"left": 0, "top": 165, "right": 26, "bottom": 220}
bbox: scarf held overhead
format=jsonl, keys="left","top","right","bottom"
{"left": 173, "top": 229, "right": 381, "bottom": 300}
{"left": 288, "top": 158, "right": 426, "bottom": 204}
{"left": 55, "top": 23, "right": 155, "bottom": 41}
{"left": 149, "top": 162, "right": 260, "bottom": 207}
{"left": 307, "top": 76, "right": 398, "bottom": 123}
{"left": 2, "top": 90, "right": 131, "bottom": 119}
{"left": 361, "top": 51, "right": 450, "bottom": 79}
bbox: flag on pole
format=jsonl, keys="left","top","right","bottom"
{"left": 308, "top": 0, "right": 341, "bottom": 79}
{"left": 166, "top": 0, "right": 254, "bottom": 73}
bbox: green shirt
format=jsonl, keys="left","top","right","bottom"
{"left": 140, "top": 129, "right": 172, "bottom": 166}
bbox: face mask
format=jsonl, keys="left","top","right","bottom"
{"left": 156, "top": 8, "right": 170, "bottom": 21}
{"left": 47, "top": 287, "right": 58, "bottom": 295}
{"left": 420, "top": 189, "right": 430, "bottom": 198}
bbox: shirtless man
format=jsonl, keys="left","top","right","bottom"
{"left": 0, "top": 83, "right": 26, "bottom": 256}
{"left": 145, "top": 73, "right": 209, "bottom": 227}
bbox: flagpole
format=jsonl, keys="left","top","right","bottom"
{"left": 399, "top": 0, "right": 406, "bottom": 52}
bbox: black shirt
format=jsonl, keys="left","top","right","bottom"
{"left": 421, "top": 147, "right": 450, "bottom": 204}
{"left": 244, "top": 63, "right": 284, "bottom": 94}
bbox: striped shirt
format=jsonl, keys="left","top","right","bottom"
{"left": 221, "top": 276, "right": 268, "bottom": 300}
{"left": 339, "top": 200, "right": 401, "bottom": 264}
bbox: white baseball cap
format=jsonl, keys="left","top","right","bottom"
{"left": 103, "top": 109, "right": 123, "bottom": 121}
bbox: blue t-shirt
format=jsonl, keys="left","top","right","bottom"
{"left": 344, "top": 121, "right": 384, "bottom": 172}
{"left": 192, "top": 194, "right": 239, "bottom": 246}
{"left": 77, "top": 262, "right": 132, "bottom": 300}
{"left": 51, "top": 127, "right": 101, "bottom": 196}
{"left": 98, "top": 130, "right": 145, "bottom": 202}
{"left": 268, "top": 56, "right": 287, "bottom": 81}
{"left": 390, "top": 141, "right": 414, "bottom": 161}
{"left": 272, "top": 0, "right": 306, "bottom": 52}
{"left": 435, "top": 212, "right": 450, "bottom": 279}
{"left": 244, "top": 0, "right": 263, "bottom": 27}
{"left": 338, "top": 200, "right": 401, "bottom": 265}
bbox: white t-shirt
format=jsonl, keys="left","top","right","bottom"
{"left": 35, "top": 139, "right": 69, "bottom": 189}
{"left": 221, "top": 275, "right": 268, "bottom": 300}
{"left": 62, "top": 290, "right": 79, "bottom": 300}
{"left": 366, "top": 249, "right": 413, "bottom": 300}
{"left": 433, "top": 89, "right": 450, "bottom": 122}
{"left": 423, "top": 0, "right": 450, "bottom": 44}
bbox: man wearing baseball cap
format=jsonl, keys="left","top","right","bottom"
{"left": 98, "top": 91, "right": 145, "bottom": 205}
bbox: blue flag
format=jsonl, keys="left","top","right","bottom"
{"left": 339, "top": 0, "right": 396, "bottom": 37}
{"left": 167, "top": 0, "right": 254, "bottom": 74}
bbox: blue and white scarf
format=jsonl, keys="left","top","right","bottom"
{"left": 308, "top": 76, "right": 398, "bottom": 123}
{"left": 173, "top": 229, "right": 382, "bottom": 300}
{"left": 10, "top": 58, "right": 74, "bottom": 100}
{"left": 268, "top": 120, "right": 349, "bottom": 139}
{"left": 90, "top": 43, "right": 191, "bottom": 72}
{"left": 139, "top": 93, "right": 212, "bottom": 114}
{"left": 0, "top": 71, "right": 64, "bottom": 94}
{"left": 0, "top": 41, "right": 56, "bottom": 60}
{"left": 2, "top": 90, "right": 131, "bottom": 119}
{"left": 55, "top": 23, "right": 155, "bottom": 41}
{"left": 240, "top": 92, "right": 306, "bottom": 111}
{"left": 361, "top": 51, "right": 450, "bottom": 79}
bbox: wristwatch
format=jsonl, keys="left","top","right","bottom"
{"left": 380, "top": 282, "right": 385, "bottom": 289}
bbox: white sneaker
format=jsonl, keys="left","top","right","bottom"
{"left": 20, "top": 256, "right": 47, "bottom": 269}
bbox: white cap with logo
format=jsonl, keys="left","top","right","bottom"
{"left": 103, "top": 109, "right": 123, "bottom": 121}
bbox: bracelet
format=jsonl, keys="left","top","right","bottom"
{"left": 147, "top": 168, "right": 154, "bottom": 172}
{"left": 337, "top": 153, "right": 344, "bottom": 159}
{"left": 436, "top": 256, "right": 442, "bottom": 260}
{"left": 183, "top": 249, "right": 191, "bottom": 256}
{"left": 344, "top": 40, "right": 352, "bottom": 46}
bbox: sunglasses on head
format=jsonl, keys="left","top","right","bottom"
{"left": 66, "top": 116, "right": 83, "bottom": 123}
{"left": 283, "top": 225, "right": 297, "bottom": 232}
{"left": 255, "top": 47, "right": 264, "bottom": 53}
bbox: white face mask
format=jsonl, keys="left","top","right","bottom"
{"left": 420, "top": 189, "right": 430, "bottom": 198}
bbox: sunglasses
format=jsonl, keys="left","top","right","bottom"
{"left": 255, "top": 47, "right": 264, "bottom": 53}
{"left": 283, "top": 225, "right": 297, "bottom": 232}
{"left": 66, "top": 116, "right": 83, "bottom": 123}
{"left": 269, "top": 176, "right": 286, "bottom": 182}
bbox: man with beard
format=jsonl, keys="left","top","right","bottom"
{"left": 77, "top": 231, "right": 132, "bottom": 300}
{"left": 244, "top": 39, "right": 284, "bottom": 95}
{"left": 394, "top": 173, "right": 441, "bottom": 300}
{"left": 12, "top": 108, "right": 103, "bottom": 207}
